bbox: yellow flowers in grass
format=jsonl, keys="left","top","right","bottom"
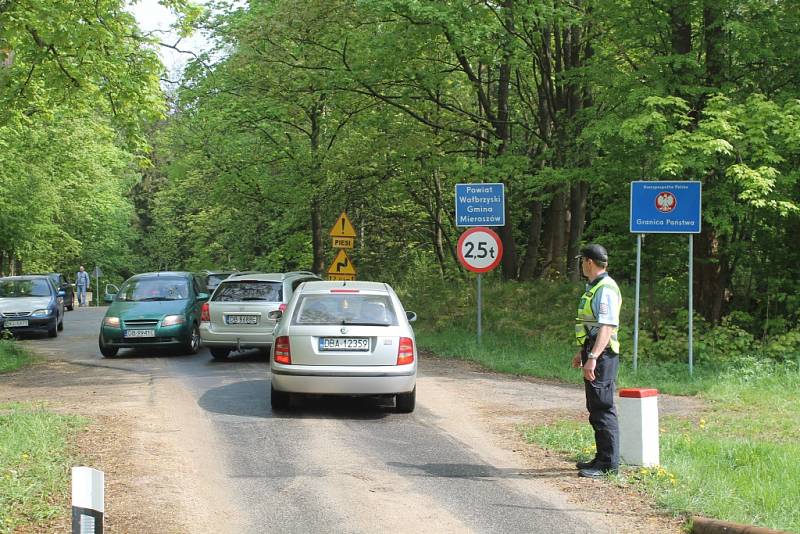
{"left": 634, "top": 465, "right": 678, "bottom": 486}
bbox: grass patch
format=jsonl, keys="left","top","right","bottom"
{"left": 0, "top": 339, "right": 33, "bottom": 374}
{"left": 521, "top": 377, "right": 800, "bottom": 533}
{"left": 417, "top": 328, "right": 723, "bottom": 396}
{"left": 0, "top": 403, "right": 88, "bottom": 533}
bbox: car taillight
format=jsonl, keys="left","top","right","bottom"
{"left": 200, "top": 302, "right": 210, "bottom": 323}
{"left": 278, "top": 303, "right": 287, "bottom": 312}
{"left": 274, "top": 336, "right": 292, "bottom": 364}
{"left": 397, "top": 337, "right": 414, "bottom": 365}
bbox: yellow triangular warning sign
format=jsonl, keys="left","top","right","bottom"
{"left": 327, "top": 249, "right": 356, "bottom": 275}
{"left": 329, "top": 212, "right": 356, "bottom": 238}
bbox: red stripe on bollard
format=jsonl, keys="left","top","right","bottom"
{"left": 619, "top": 388, "right": 659, "bottom": 398}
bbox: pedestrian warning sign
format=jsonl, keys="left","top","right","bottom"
{"left": 330, "top": 212, "right": 356, "bottom": 238}
{"left": 327, "top": 249, "right": 356, "bottom": 278}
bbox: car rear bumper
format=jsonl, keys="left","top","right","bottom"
{"left": 271, "top": 364, "right": 416, "bottom": 394}
{"left": 199, "top": 324, "right": 273, "bottom": 347}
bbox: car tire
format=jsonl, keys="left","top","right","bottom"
{"left": 210, "top": 347, "right": 230, "bottom": 360}
{"left": 270, "top": 384, "right": 290, "bottom": 410}
{"left": 47, "top": 321, "right": 58, "bottom": 338}
{"left": 183, "top": 323, "right": 201, "bottom": 355}
{"left": 395, "top": 387, "right": 416, "bottom": 413}
{"left": 99, "top": 334, "right": 118, "bottom": 358}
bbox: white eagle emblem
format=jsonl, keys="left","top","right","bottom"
{"left": 655, "top": 191, "right": 677, "bottom": 213}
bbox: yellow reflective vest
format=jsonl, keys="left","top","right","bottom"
{"left": 575, "top": 275, "right": 621, "bottom": 354}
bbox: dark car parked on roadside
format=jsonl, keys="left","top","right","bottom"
{"left": 0, "top": 275, "right": 65, "bottom": 337}
{"left": 34, "top": 273, "right": 75, "bottom": 311}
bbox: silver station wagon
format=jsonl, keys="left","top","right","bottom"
{"left": 200, "top": 271, "right": 320, "bottom": 360}
{"left": 269, "top": 280, "right": 418, "bottom": 413}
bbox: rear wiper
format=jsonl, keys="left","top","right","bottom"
{"left": 339, "top": 320, "right": 390, "bottom": 326}
{"left": 138, "top": 297, "right": 168, "bottom": 301}
{"left": 239, "top": 297, "right": 269, "bottom": 301}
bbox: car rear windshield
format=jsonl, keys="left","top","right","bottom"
{"left": 116, "top": 278, "right": 189, "bottom": 301}
{"left": 0, "top": 279, "right": 51, "bottom": 297}
{"left": 292, "top": 294, "right": 398, "bottom": 326}
{"left": 212, "top": 281, "right": 282, "bottom": 302}
{"left": 207, "top": 274, "right": 231, "bottom": 287}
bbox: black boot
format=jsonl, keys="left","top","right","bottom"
{"left": 575, "top": 458, "right": 596, "bottom": 469}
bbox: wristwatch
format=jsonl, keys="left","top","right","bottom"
{"left": 587, "top": 352, "right": 598, "bottom": 360}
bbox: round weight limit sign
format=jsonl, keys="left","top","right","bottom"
{"left": 457, "top": 227, "right": 503, "bottom": 273}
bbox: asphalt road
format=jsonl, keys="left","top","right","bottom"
{"left": 23, "top": 307, "right": 609, "bottom": 534}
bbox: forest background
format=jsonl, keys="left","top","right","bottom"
{"left": 2, "top": 0, "right": 800, "bottom": 366}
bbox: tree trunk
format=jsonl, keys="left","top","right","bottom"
{"left": 433, "top": 172, "right": 446, "bottom": 277}
{"left": 311, "top": 196, "right": 325, "bottom": 274}
{"left": 519, "top": 199, "right": 543, "bottom": 280}
{"left": 496, "top": 0, "right": 518, "bottom": 279}
{"left": 693, "top": 226, "right": 729, "bottom": 324}
{"left": 566, "top": 181, "right": 588, "bottom": 280}
{"left": 309, "top": 101, "right": 326, "bottom": 274}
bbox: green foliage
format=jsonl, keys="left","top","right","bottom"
{"left": 0, "top": 403, "right": 87, "bottom": 533}
{"left": 0, "top": 339, "right": 31, "bottom": 374}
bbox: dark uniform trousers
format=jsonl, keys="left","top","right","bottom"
{"left": 581, "top": 344, "right": 619, "bottom": 469}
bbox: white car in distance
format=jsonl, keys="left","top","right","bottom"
{"left": 269, "top": 280, "right": 418, "bottom": 413}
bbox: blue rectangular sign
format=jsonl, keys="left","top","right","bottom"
{"left": 455, "top": 183, "right": 505, "bottom": 227}
{"left": 630, "top": 181, "right": 702, "bottom": 233}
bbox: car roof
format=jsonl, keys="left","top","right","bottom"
{"left": 224, "top": 271, "right": 320, "bottom": 283}
{"left": 1, "top": 275, "right": 51, "bottom": 281}
{"left": 129, "top": 271, "right": 194, "bottom": 280}
{"left": 298, "top": 280, "right": 390, "bottom": 294}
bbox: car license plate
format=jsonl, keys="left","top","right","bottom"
{"left": 319, "top": 337, "right": 370, "bottom": 351}
{"left": 225, "top": 314, "right": 258, "bottom": 325}
{"left": 124, "top": 329, "right": 155, "bottom": 338}
{"left": 5, "top": 320, "right": 28, "bottom": 327}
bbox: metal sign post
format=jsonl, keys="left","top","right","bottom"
{"left": 457, "top": 227, "right": 503, "bottom": 344}
{"left": 630, "top": 181, "right": 702, "bottom": 376}
{"left": 633, "top": 234, "right": 642, "bottom": 373}
{"left": 92, "top": 266, "right": 102, "bottom": 307}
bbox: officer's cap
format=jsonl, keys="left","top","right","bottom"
{"left": 576, "top": 243, "right": 608, "bottom": 264}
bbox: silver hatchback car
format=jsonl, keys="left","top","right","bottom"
{"left": 269, "top": 281, "right": 418, "bottom": 413}
{"left": 199, "top": 271, "right": 320, "bottom": 359}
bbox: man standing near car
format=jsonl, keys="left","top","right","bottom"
{"left": 571, "top": 244, "right": 622, "bottom": 478}
{"left": 75, "top": 265, "right": 90, "bottom": 307}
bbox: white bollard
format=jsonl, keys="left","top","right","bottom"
{"left": 618, "top": 388, "right": 659, "bottom": 467}
{"left": 72, "top": 467, "right": 104, "bottom": 534}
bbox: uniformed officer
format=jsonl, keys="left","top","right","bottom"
{"left": 571, "top": 243, "right": 622, "bottom": 478}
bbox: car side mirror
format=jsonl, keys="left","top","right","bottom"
{"left": 406, "top": 311, "right": 417, "bottom": 322}
{"left": 57, "top": 290, "right": 66, "bottom": 298}
{"left": 197, "top": 292, "right": 209, "bottom": 301}
{"left": 267, "top": 310, "right": 283, "bottom": 321}
{"left": 103, "top": 294, "right": 114, "bottom": 303}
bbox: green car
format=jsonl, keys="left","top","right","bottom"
{"left": 99, "top": 272, "right": 209, "bottom": 358}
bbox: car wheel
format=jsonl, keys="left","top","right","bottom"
{"left": 99, "top": 334, "right": 118, "bottom": 358}
{"left": 183, "top": 323, "right": 201, "bottom": 355}
{"left": 210, "top": 347, "right": 230, "bottom": 360}
{"left": 395, "top": 386, "right": 416, "bottom": 413}
{"left": 270, "top": 384, "right": 290, "bottom": 410}
{"left": 47, "top": 321, "right": 58, "bottom": 338}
